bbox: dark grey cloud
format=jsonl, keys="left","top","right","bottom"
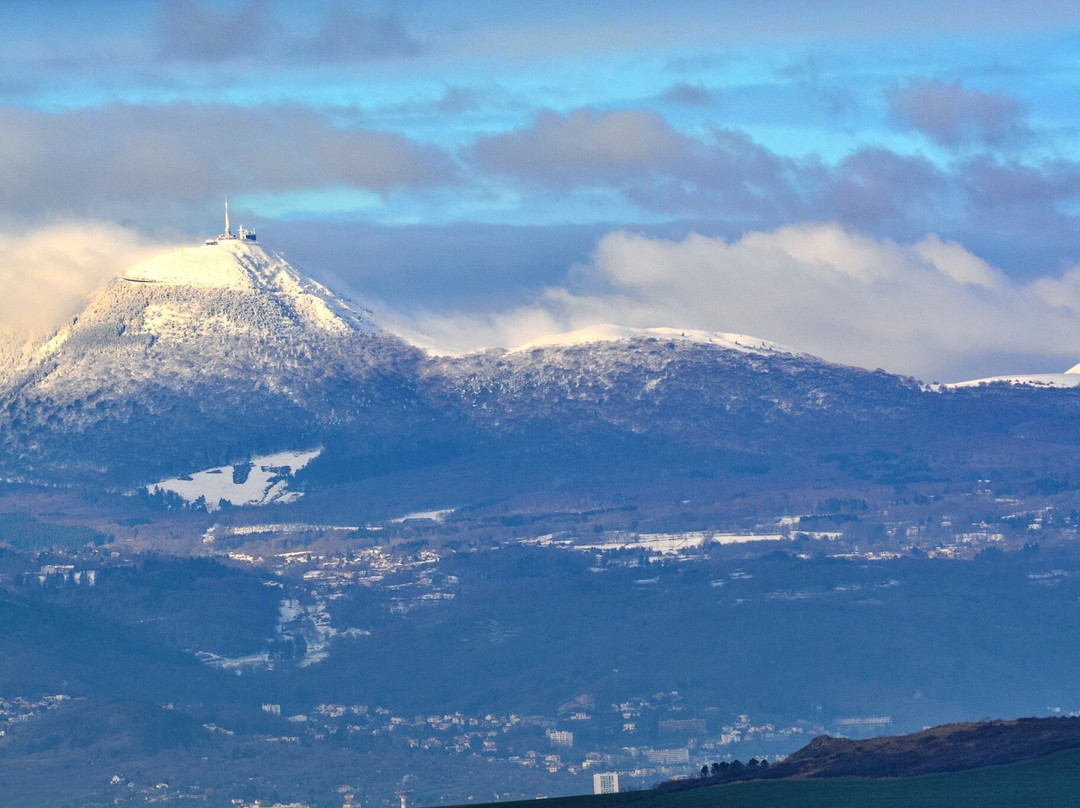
{"left": 272, "top": 221, "right": 607, "bottom": 310}
{"left": 157, "top": 0, "right": 424, "bottom": 64}
{"left": 946, "top": 156, "right": 1080, "bottom": 276}
{"left": 470, "top": 109, "right": 819, "bottom": 221}
{"left": 821, "top": 151, "right": 1080, "bottom": 274}
{"left": 158, "top": 0, "right": 275, "bottom": 61}
{"left": 959, "top": 156, "right": 1080, "bottom": 216}
{"left": 296, "top": 0, "right": 424, "bottom": 61}
{"left": 616, "top": 129, "right": 818, "bottom": 223}
{"left": 471, "top": 108, "right": 692, "bottom": 189}
{"left": 826, "top": 148, "right": 951, "bottom": 235}
{"left": 887, "top": 79, "right": 1031, "bottom": 148}
{"left": 6, "top": 97, "right": 1080, "bottom": 287}
{"left": 436, "top": 86, "right": 484, "bottom": 114}
{"left": 466, "top": 105, "right": 1080, "bottom": 278}
{"left": 657, "top": 83, "right": 715, "bottom": 107}
{"left": 0, "top": 103, "right": 458, "bottom": 225}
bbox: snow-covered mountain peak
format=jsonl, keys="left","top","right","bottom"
{"left": 7, "top": 234, "right": 404, "bottom": 417}
{"left": 117, "top": 240, "right": 377, "bottom": 337}
{"left": 123, "top": 240, "right": 280, "bottom": 291}
{"left": 509, "top": 324, "right": 799, "bottom": 356}
{"left": 0, "top": 233, "right": 429, "bottom": 480}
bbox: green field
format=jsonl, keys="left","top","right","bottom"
{"left": 496, "top": 747, "right": 1080, "bottom": 808}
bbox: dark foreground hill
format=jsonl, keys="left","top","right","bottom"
{"left": 761, "top": 715, "right": 1080, "bottom": 779}
{"left": 485, "top": 718, "right": 1080, "bottom": 808}
{"left": 496, "top": 747, "right": 1080, "bottom": 808}
{"left": 652, "top": 715, "right": 1080, "bottom": 793}
{"left": 635, "top": 716, "right": 1080, "bottom": 808}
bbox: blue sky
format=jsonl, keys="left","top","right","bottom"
{"left": 5, "top": 1, "right": 1080, "bottom": 379}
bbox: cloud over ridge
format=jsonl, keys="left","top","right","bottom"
{"left": 0, "top": 223, "right": 176, "bottom": 370}
{"left": 398, "top": 224, "right": 1080, "bottom": 382}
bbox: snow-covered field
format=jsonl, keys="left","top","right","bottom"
{"left": 528, "top": 531, "right": 792, "bottom": 555}
{"left": 196, "top": 593, "right": 337, "bottom": 671}
{"left": 389, "top": 508, "right": 455, "bottom": 523}
{"left": 147, "top": 448, "right": 321, "bottom": 511}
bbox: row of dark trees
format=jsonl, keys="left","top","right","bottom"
{"left": 699, "top": 757, "right": 770, "bottom": 779}
{"left": 653, "top": 758, "right": 771, "bottom": 792}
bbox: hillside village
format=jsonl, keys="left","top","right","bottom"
{"left": 5, "top": 490, "right": 1080, "bottom": 805}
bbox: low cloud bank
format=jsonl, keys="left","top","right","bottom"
{"left": 396, "top": 224, "right": 1080, "bottom": 382}
{"left": 0, "top": 223, "right": 176, "bottom": 364}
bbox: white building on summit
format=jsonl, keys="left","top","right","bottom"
{"left": 205, "top": 197, "right": 256, "bottom": 245}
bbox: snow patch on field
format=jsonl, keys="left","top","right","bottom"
{"left": 390, "top": 508, "right": 455, "bottom": 523}
{"left": 194, "top": 649, "right": 269, "bottom": 672}
{"left": 526, "top": 531, "right": 791, "bottom": 555}
{"left": 576, "top": 531, "right": 790, "bottom": 554}
{"left": 147, "top": 448, "right": 321, "bottom": 511}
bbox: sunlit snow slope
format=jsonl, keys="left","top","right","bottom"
{"left": 18, "top": 240, "right": 393, "bottom": 404}
{"left": 0, "top": 240, "right": 426, "bottom": 480}
{"left": 120, "top": 240, "right": 376, "bottom": 334}
{"left": 510, "top": 324, "right": 800, "bottom": 357}
{"left": 945, "top": 360, "right": 1080, "bottom": 389}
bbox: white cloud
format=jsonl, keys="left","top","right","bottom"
{"left": 912, "top": 234, "right": 1004, "bottom": 291}
{"left": 400, "top": 223, "right": 1080, "bottom": 382}
{"left": 0, "top": 222, "right": 178, "bottom": 367}
{"left": 1029, "top": 266, "right": 1080, "bottom": 313}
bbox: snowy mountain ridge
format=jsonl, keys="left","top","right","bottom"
{"left": 944, "top": 373, "right": 1080, "bottom": 390}
{"left": 0, "top": 236, "right": 1076, "bottom": 487}
{"left": 943, "top": 359, "right": 1080, "bottom": 389}
{"left": 509, "top": 324, "right": 800, "bottom": 357}
{"left": 120, "top": 240, "right": 378, "bottom": 334}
